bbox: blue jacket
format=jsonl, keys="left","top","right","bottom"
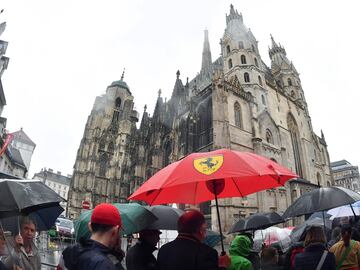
{"left": 294, "top": 243, "right": 336, "bottom": 270}
{"left": 62, "top": 239, "right": 116, "bottom": 270}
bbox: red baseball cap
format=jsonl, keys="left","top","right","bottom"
{"left": 91, "top": 203, "right": 122, "bottom": 227}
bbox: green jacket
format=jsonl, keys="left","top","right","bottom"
{"left": 228, "top": 235, "right": 253, "bottom": 270}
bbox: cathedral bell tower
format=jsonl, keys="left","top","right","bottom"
{"left": 221, "top": 4, "right": 267, "bottom": 110}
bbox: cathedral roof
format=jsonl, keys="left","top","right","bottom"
{"left": 110, "top": 69, "right": 132, "bottom": 94}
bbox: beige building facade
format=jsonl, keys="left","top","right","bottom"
{"left": 68, "top": 5, "right": 333, "bottom": 232}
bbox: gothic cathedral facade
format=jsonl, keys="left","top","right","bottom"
{"left": 68, "top": 5, "right": 333, "bottom": 231}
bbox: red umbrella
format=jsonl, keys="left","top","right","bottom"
{"left": 128, "top": 148, "right": 297, "bottom": 253}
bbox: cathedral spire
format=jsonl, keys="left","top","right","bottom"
{"left": 200, "top": 29, "right": 212, "bottom": 75}
{"left": 226, "top": 4, "right": 243, "bottom": 25}
{"left": 121, "top": 68, "right": 125, "bottom": 81}
{"left": 268, "top": 34, "right": 286, "bottom": 59}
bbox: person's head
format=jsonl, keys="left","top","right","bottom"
{"left": 340, "top": 216, "right": 350, "bottom": 225}
{"left": 261, "top": 247, "right": 279, "bottom": 266}
{"left": 177, "top": 210, "right": 206, "bottom": 241}
{"left": 229, "top": 235, "right": 252, "bottom": 257}
{"left": 89, "top": 203, "right": 122, "bottom": 248}
{"left": 331, "top": 226, "right": 341, "bottom": 241}
{"left": 341, "top": 224, "right": 352, "bottom": 244}
{"left": 20, "top": 216, "right": 36, "bottom": 245}
{"left": 139, "top": 229, "right": 161, "bottom": 247}
{"left": 304, "top": 225, "right": 326, "bottom": 247}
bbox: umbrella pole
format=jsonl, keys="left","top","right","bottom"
{"left": 350, "top": 204, "right": 357, "bottom": 218}
{"left": 214, "top": 191, "right": 225, "bottom": 255}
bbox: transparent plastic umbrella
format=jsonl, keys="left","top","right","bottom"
{"left": 253, "top": 226, "right": 291, "bottom": 253}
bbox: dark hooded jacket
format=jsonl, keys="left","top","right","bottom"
{"left": 228, "top": 235, "right": 253, "bottom": 270}
{"left": 126, "top": 239, "right": 158, "bottom": 270}
{"left": 62, "top": 239, "right": 118, "bottom": 270}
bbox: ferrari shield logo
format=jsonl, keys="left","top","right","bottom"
{"left": 194, "top": 155, "right": 224, "bottom": 175}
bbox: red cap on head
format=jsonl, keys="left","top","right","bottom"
{"left": 91, "top": 203, "right": 122, "bottom": 227}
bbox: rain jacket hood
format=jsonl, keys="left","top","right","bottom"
{"left": 229, "top": 235, "right": 252, "bottom": 257}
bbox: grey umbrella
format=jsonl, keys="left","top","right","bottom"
{"left": 229, "top": 212, "right": 285, "bottom": 233}
{"left": 283, "top": 186, "right": 360, "bottom": 219}
{"left": 144, "top": 205, "right": 184, "bottom": 230}
{"left": 0, "top": 179, "right": 65, "bottom": 218}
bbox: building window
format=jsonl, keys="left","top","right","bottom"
{"left": 291, "top": 91, "right": 296, "bottom": 98}
{"left": 241, "top": 55, "right": 247, "bottom": 64}
{"left": 244, "top": 72, "right": 250, "bottom": 83}
{"left": 234, "top": 102, "right": 242, "bottom": 128}
{"left": 258, "top": 76, "right": 263, "bottom": 86}
{"left": 99, "top": 154, "right": 108, "bottom": 177}
{"left": 266, "top": 129, "right": 273, "bottom": 144}
{"left": 228, "top": 59, "right": 233, "bottom": 69}
{"left": 251, "top": 44, "right": 255, "bottom": 52}
{"left": 254, "top": 58, "right": 259, "bottom": 67}
{"left": 261, "top": 95, "right": 266, "bottom": 105}
{"left": 108, "top": 142, "right": 114, "bottom": 153}
{"left": 226, "top": 45, "right": 231, "bottom": 54}
{"left": 115, "top": 97, "right": 121, "bottom": 108}
{"left": 288, "top": 78, "right": 292, "bottom": 86}
{"left": 239, "top": 41, "right": 244, "bottom": 49}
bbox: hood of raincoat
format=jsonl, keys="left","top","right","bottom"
{"left": 229, "top": 235, "right": 252, "bottom": 257}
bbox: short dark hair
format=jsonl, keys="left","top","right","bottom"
{"left": 90, "top": 222, "right": 115, "bottom": 233}
{"left": 177, "top": 210, "right": 205, "bottom": 234}
{"left": 341, "top": 224, "right": 352, "bottom": 235}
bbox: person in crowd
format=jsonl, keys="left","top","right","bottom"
{"left": 0, "top": 229, "right": 8, "bottom": 270}
{"left": 157, "top": 210, "right": 231, "bottom": 270}
{"left": 228, "top": 234, "right": 253, "bottom": 270}
{"left": 61, "top": 203, "right": 122, "bottom": 270}
{"left": 328, "top": 227, "right": 341, "bottom": 248}
{"left": 237, "top": 233, "right": 260, "bottom": 270}
{"left": 2, "top": 217, "right": 41, "bottom": 270}
{"left": 261, "top": 247, "right": 283, "bottom": 270}
{"left": 294, "top": 225, "right": 335, "bottom": 270}
{"left": 126, "top": 229, "right": 161, "bottom": 270}
{"left": 330, "top": 224, "right": 360, "bottom": 270}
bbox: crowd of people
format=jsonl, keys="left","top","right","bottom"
{"left": 1, "top": 203, "right": 360, "bottom": 270}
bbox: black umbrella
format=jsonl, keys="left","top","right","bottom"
{"left": 0, "top": 179, "right": 65, "bottom": 218}
{"left": 283, "top": 186, "right": 360, "bottom": 219}
{"left": 0, "top": 204, "right": 64, "bottom": 233}
{"left": 290, "top": 217, "right": 332, "bottom": 242}
{"left": 144, "top": 205, "right": 184, "bottom": 230}
{"left": 229, "top": 212, "right": 285, "bottom": 233}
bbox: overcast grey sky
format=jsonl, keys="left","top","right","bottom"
{"left": 1, "top": 0, "right": 359, "bottom": 177}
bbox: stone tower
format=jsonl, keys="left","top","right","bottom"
{"left": 68, "top": 73, "right": 139, "bottom": 218}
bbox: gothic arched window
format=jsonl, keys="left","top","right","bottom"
{"left": 317, "top": 172, "right": 322, "bottom": 185}
{"left": 241, "top": 55, "right": 247, "bottom": 64}
{"left": 226, "top": 45, "right": 231, "bottom": 54}
{"left": 99, "top": 139, "right": 105, "bottom": 150}
{"left": 254, "top": 58, "right": 259, "bottom": 67}
{"left": 108, "top": 141, "right": 114, "bottom": 153}
{"left": 261, "top": 95, "right": 266, "bottom": 105}
{"left": 288, "top": 78, "right": 292, "bottom": 86}
{"left": 239, "top": 41, "right": 244, "bottom": 49}
{"left": 244, "top": 72, "right": 250, "bottom": 83}
{"left": 291, "top": 91, "right": 296, "bottom": 98}
{"left": 266, "top": 129, "right": 273, "bottom": 144}
{"left": 251, "top": 44, "right": 255, "bottom": 52}
{"left": 234, "top": 102, "right": 242, "bottom": 128}
{"left": 287, "top": 113, "right": 303, "bottom": 177}
{"left": 115, "top": 97, "right": 121, "bottom": 108}
{"left": 228, "top": 59, "right": 233, "bottom": 69}
{"left": 99, "top": 153, "right": 108, "bottom": 177}
{"left": 258, "top": 76, "right": 263, "bottom": 86}
{"left": 164, "top": 140, "right": 172, "bottom": 166}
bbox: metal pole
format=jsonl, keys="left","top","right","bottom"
{"left": 214, "top": 189, "right": 225, "bottom": 255}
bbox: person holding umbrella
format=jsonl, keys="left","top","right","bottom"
{"left": 157, "top": 210, "right": 231, "bottom": 270}
{"left": 0, "top": 229, "right": 8, "bottom": 270}
{"left": 62, "top": 203, "right": 123, "bottom": 270}
{"left": 2, "top": 216, "right": 40, "bottom": 270}
{"left": 125, "top": 229, "right": 161, "bottom": 270}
